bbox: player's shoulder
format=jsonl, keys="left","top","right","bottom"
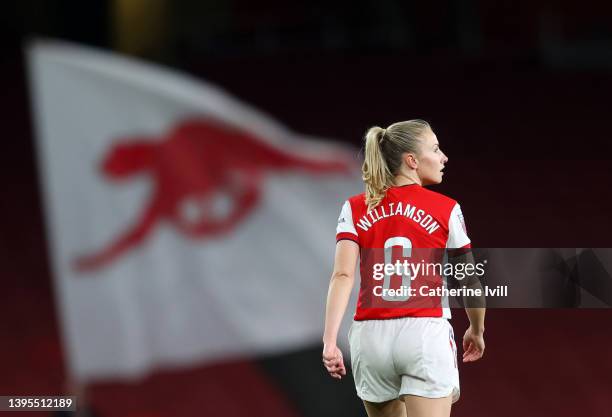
{"left": 344, "top": 192, "right": 367, "bottom": 209}
{"left": 416, "top": 186, "right": 459, "bottom": 210}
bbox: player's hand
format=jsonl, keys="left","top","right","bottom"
{"left": 462, "top": 326, "right": 485, "bottom": 363}
{"left": 322, "top": 343, "right": 347, "bottom": 380}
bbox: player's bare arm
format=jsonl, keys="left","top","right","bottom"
{"left": 448, "top": 250, "right": 486, "bottom": 363}
{"left": 322, "top": 239, "right": 359, "bottom": 379}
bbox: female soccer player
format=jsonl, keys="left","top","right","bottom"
{"left": 322, "top": 120, "right": 485, "bottom": 417}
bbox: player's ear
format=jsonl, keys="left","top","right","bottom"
{"left": 403, "top": 153, "right": 418, "bottom": 170}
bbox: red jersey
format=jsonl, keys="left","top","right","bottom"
{"left": 336, "top": 184, "right": 471, "bottom": 320}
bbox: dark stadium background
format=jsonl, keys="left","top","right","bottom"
{"left": 1, "top": 1, "right": 611, "bottom": 416}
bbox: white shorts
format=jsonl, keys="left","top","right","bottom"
{"left": 348, "top": 316, "right": 460, "bottom": 404}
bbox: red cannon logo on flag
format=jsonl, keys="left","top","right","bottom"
{"left": 74, "top": 119, "right": 352, "bottom": 272}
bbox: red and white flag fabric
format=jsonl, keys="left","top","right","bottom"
{"left": 28, "top": 40, "right": 361, "bottom": 383}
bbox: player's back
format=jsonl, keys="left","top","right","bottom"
{"left": 336, "top": 184, "right": 471, "bottom": 320}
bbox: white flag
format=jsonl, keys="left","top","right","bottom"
{"left": 28, "top": 40, "right": 361, "bottom": 382}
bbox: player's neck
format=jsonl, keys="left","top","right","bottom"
{"left": 393, "top": 173, "right": 421, "bottom": 187}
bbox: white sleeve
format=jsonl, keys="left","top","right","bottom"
{"left": 336, "top": 200, "right": 358, "bottom": 241}
{"left": 446, "top": 203, "right": 471, "bottom": 249}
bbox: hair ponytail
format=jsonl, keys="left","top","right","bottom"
{"left": 362, "top": 126, "right": 394, "bottom": 211}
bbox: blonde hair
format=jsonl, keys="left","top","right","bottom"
{"left": 362, "top": 119, "right": 431, "bottom": 211}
